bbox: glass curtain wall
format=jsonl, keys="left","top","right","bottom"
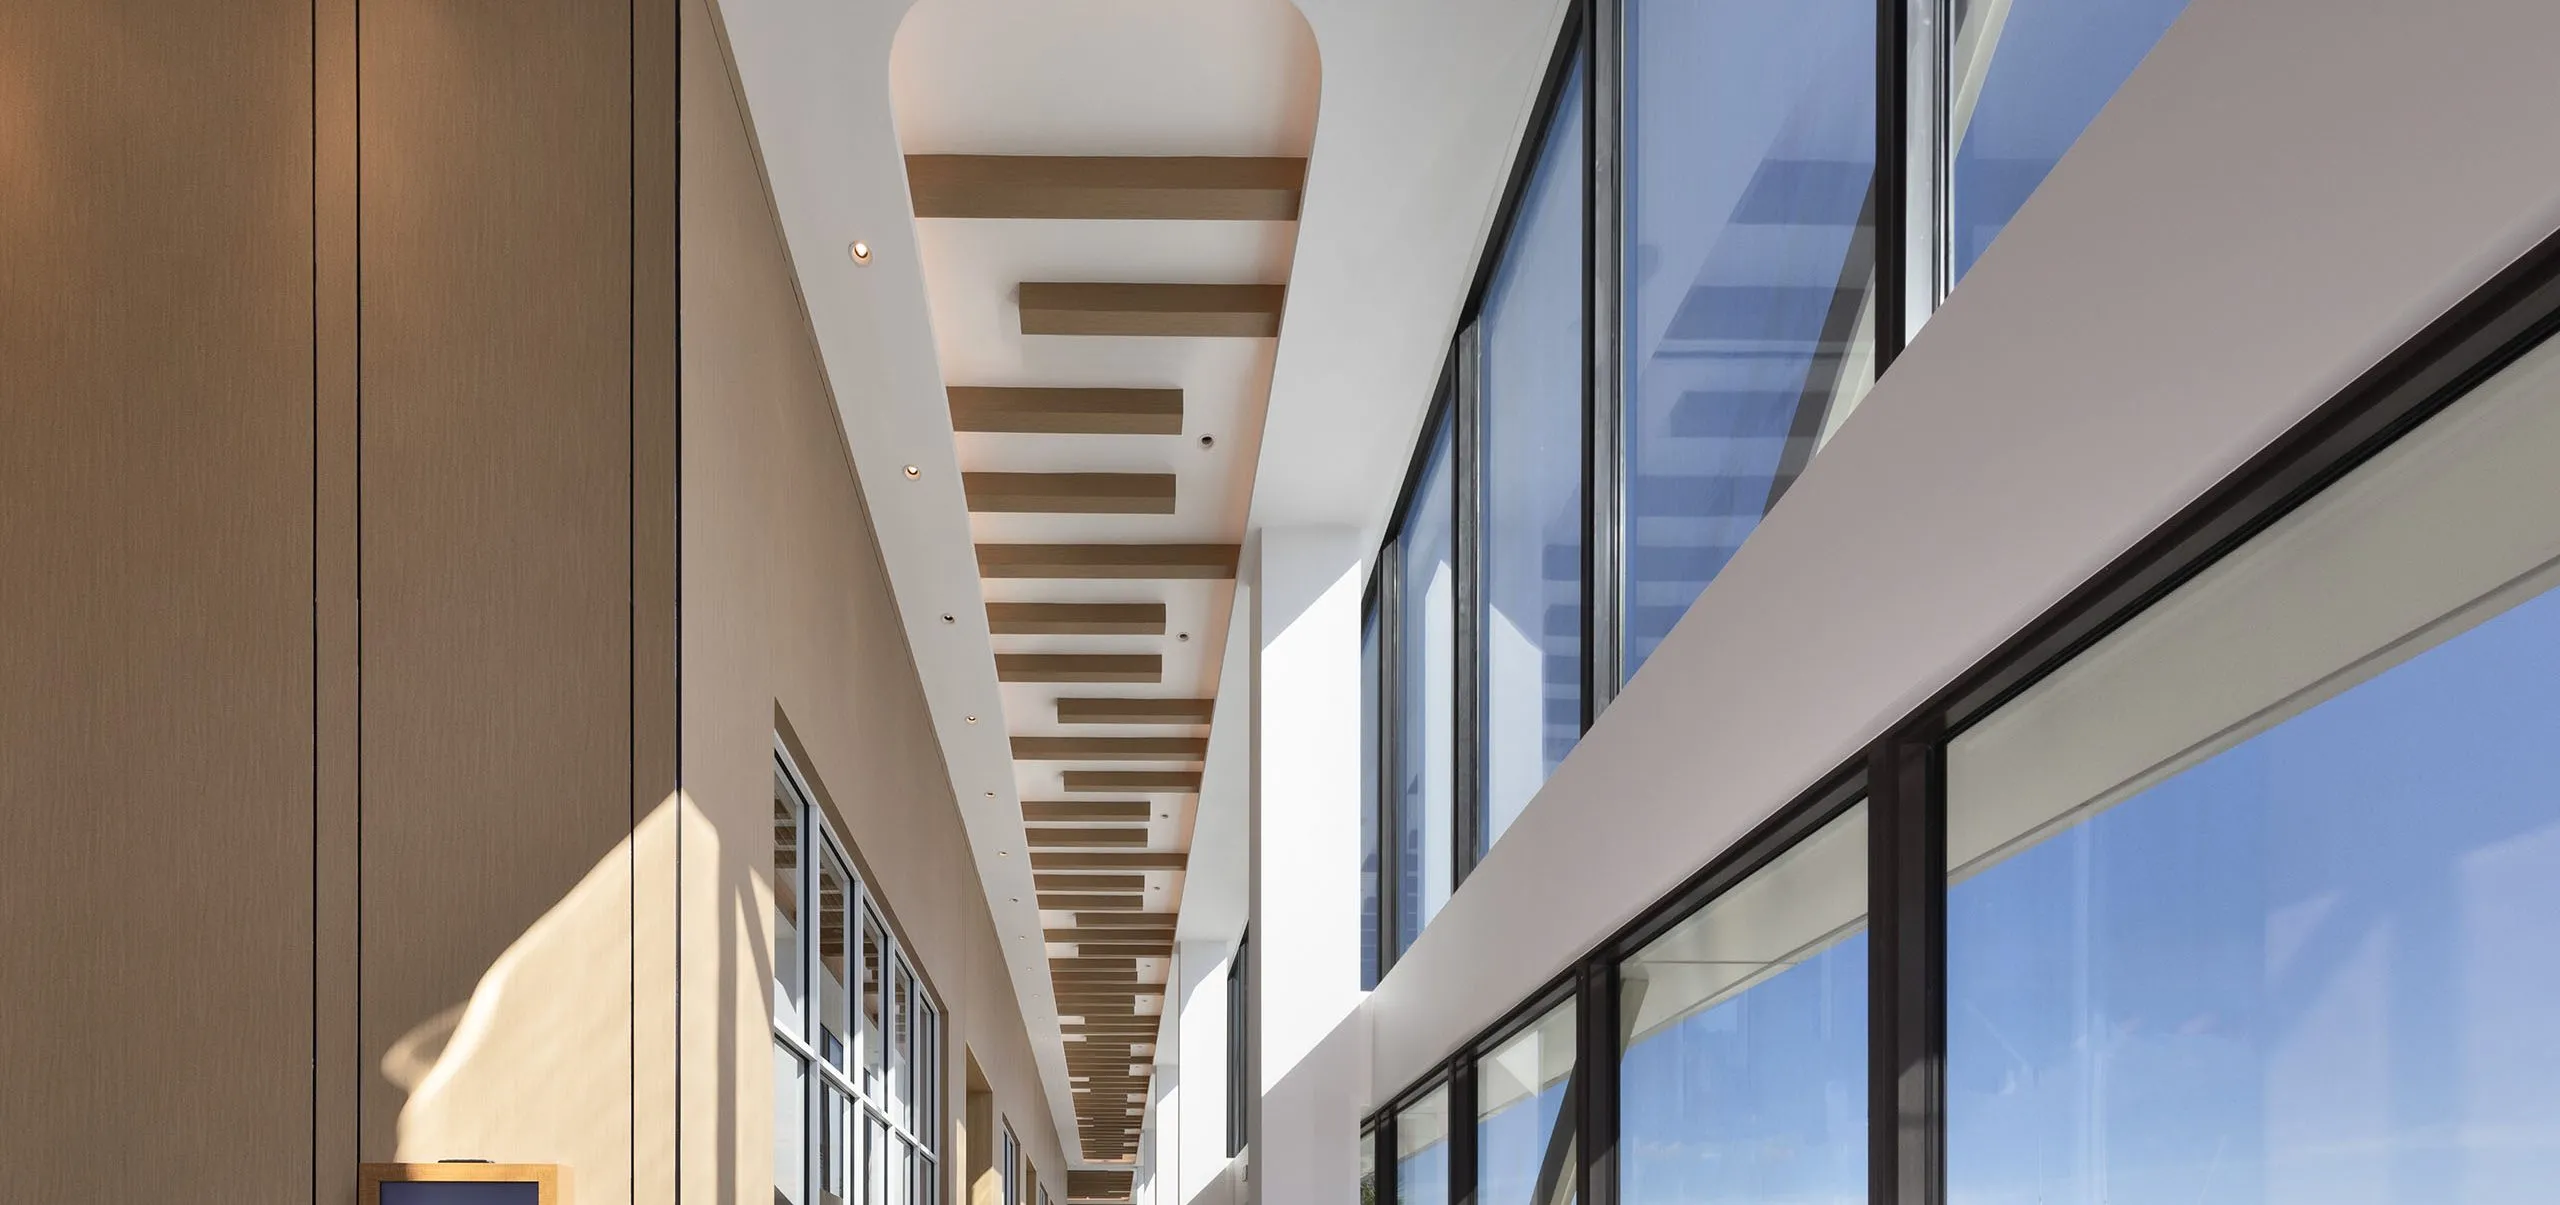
{"left": 1948, "top": 0, "right": 2190, "bottom": 283}
{"left": 1398, "top": 1085, "right": 1454, "bottom": 1205}
{"left": 1619, "top": 803, "right": 1869, "bottom": 1205}
{"left": 1361, "top": 0, "right": 2201, "bottom": 974}
{"left": 1945, "top": 330, "right": 2560, "bottom": 1204}
{"left": 1619, "top": 0, "right": 1877, "bottom": 682}
{"left": 1398, "top": 415, "right": 1459, "bottom": 952}
{"left": 1478, "top": 1001, "right": 1579, "bottom": 1205}
{"left": 775, "top": 755, "right": 942, "bottom": 1205}
{"left": 1480, "top": 59, "right": 1589, "bottom": 846}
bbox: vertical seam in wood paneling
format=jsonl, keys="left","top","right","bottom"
{"left": 313, "top": 0, "right": 361, "bottom": 1197}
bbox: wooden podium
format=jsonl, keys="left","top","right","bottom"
{"left": 359, "top": 1163, "right": 565, "bottom": 1205}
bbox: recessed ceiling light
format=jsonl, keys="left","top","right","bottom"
{"left": 966, "top": 714, "right": 978, "bottom": 723}
{"left": 941, "top": 613, "right": 955, "bottom": 624}
{"left": 849, "top": 240, "right": 872, "bottom": 263}
{"left": 1176, "top": 632, "right": 1190, "bottom": 642}
{"left": 1150, "top": 885, "right": 1162, "bottom": 891}
{"left": 999, "top": 850, "right": 1008, "bottom": 857}
{"left": 903, "top": 464, "right": 921, "bottom": 479}
{"left": 1198, "top": 435, "right": 1215, "bottom": 449}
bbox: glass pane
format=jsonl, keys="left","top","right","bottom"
{"left": 916, "top": 1001, "right": 939, "bottom": 1151}
{"left": 1396, "top": 1084, "right": 1451, "bottom": 1205}
{"left": 1619, "top": 804, "right": 1867, "bottom": 1205}
{"left": 819, "top": 845, "right": 854, "bottom": 1070}
{"left": 1478, "top": 1000, "right": 1578, "bottom": 1205}
{"left": 893, "top": 1138, "right": 913, "bottom": 1205}
{"left": 891, "top": 960, "right": 916, "bottom": 1130}
{"left": 1481, "top": 58, "right": 1588, "bottom": 845}
{"left": 862, "top": 906, "right": 886, "bottom": 1095}
{"left": 1949, "top": 0, "right": 2188, "bottom": 283}
{"left": 774, "top": 772, "right": 806, "bottom": 1032}
{"left": 1622, "top": 0, "right": 1878, "bottom": 682}
{"left": 870, "top": 1115, "right": 891, "bottom": 1205}
{"left": 823, "top": 1086, "right": 854, "bottom": 1205}
{"left": 1362, "top": 604, "right": 1382, "bottom": 986}
{"left": 1397, "top": 415, "right": 1457, "bottom": 953}
{"left": 776, "top": 1043, "right": 809, "bottom": 1205}
{"left": 1944, "top": 336, "right": 2560, "bottom": 1205}
{"left": 1361, "top": 1128, "right": 1379, "bottom": 1205}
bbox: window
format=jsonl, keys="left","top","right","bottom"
{"left": 1227, "top": 928, "right": 1252, "bottom": 1157}
{"left": 1361, "top": 1124, "right": 1380, "bottom": 1205}
{"left": 1360, "top": 0, "right": 2201, "bottom": 974}
{"left": 1397, "top": 413, "right": 1458, "bottom": 952}
{"left": 1363, "top": 603, "right": 1384, "bottom": 987}
{"left": 1619, "top": 803, "right": 1867, "bottom": 1205}
{"left": 1620, "top": 0, "right": 1878, "bottom": 682}
{"left": 1480, "top": 55, "right": 1589, "bottom": 845}
{"left": 1478, "top": 1000, "right": 1577, "bottom": 1205}
{"left": 1397, "top": 1084, "right": 1452, "bottom": 1205}
{"left": 1000, "top": 1122, "right": 1021, "bottom": 1205}
{"left": 1948, "top": 0, "right": 2190, "bottom": 284}
{"left": 1944, "top": 325, "right": 2560, "bottom": 1205}
{"left": 775, "top": 752, "right": 941, "bottom": 1205}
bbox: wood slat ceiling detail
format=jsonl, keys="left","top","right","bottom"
{"left": 1018, "top": 282, "right": 1285, "bottom": 338}
{"left": 907, "top": 155, "right": 1306, "bottom": 221}
{"left": 948, "top": 386, "right": 1185, "bottom": 436}
{"left": 987, "top": 602, "right": 1166, "bottom": 636}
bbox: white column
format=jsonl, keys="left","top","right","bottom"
{"left": 1248, "top": 526, "right": 1368, "bottom": 1205}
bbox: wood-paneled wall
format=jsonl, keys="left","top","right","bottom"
{"left": 0, "top": 1, "right": 676, "bottom": 1200}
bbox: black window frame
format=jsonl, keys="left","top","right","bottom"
{"left": 1361, "top": 178, "right": 2560, "bottom": 1205}
{"left": 1363, "top": 0, "right": 1937, "bottom": 974}
{"left": 1227, "top": 926, "right": 1251, "bottom": 1158}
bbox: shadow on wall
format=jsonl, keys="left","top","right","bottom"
{"left": 372, "top": 794, "right": 773, "bottom": 1203}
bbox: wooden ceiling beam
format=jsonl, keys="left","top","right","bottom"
{"left": 948, "top": 386, "right": 1184, "bottom": 436}
{"left": 1070, "top": 912, "right": 1179, "bottom": 929}
{"left": 1056, "top": 696, "right": 1215, "bottom": 725}
{"left": 963, "top": 471, "right": 1174, "bottom": 516}
{"left": 1035, "top": 851, "right": 1189, "bottom": 871}
{"left": 1020, "top": 282, "right": 1285, "bottom": 338}
{"left": 1060, "top": 769, "right": 1200, "bottom": 793}
{"left": 1025, "top": 826, "right": 1151, "bottom": 848}
{"left": 1011, "top": 735, "right": 1207, "bottom": 762}
{"left": 987, "top": 602, "right": 1165, "bottom": 637}
{"left": 1038, "top": 892, "right": 1145, "bottom": 911}
{"left": 1032, "top": 873, "right": 1144, "bottom": 892}
{"left": 1023, "top": 800, "right": 1154, "bottom": 823}
{"left": 994, "top": 653, "right": 1160, "bottom": 684}
{"left": 907, "top": 155, "right": 1306, "bottom": 221}
{"left": 1046, "top": 927, "right": 1173, "bottom": 943}
{"left": 1074, "top": 942, "right": 1173, "bottom": 959}
{"left": 978, "top": 543, "right": 1239, "bottom": 581}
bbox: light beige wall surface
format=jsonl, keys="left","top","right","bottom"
{"left": 1, "top": 0, "right": 676, "bottom": 1200}
{"left": 0, "top": 3, "right": 317, "bottom": 1199}
{"left": 676, "top": 1, "right": 1068, "bottom": 1199}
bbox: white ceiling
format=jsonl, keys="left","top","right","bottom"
{"left": 711, "top": 0, "right": 1566, "bottom": 1166}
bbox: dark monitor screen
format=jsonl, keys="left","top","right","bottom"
{"left": 380, "top": 1182, "right": 542, "bottom": 1205}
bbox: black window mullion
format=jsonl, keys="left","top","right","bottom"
{"left": 1450, "top": 1058, "right": 1480, "bottom": 1205}
{"left": 1379, "top": 1115, "right": 1400, "bottom": 1205}
{"left": 1574, "top": 958, "right": 1618, "bottom": 1205}
{"left": 1874, "top": 0, "right": 1911, "bottom": 372}
{"left": 1583, "top": 0, "right": 1625, "bottom": 721}
{"left": 1378, "top": 542, "right": 1406, "bottom": 972}
{"left": 1867, "top": 736, "right": 1946, "bottom": 1205}
{"left": 1454, "top": 321, "right": 1486, "bottom": 882}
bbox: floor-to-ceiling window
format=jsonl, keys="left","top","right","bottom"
{"left": 1948, "top": 0, "right": 2190, "bottom": 284}
{"left": 1619, "top": 0, "right": 1878, "bottom": 682}
{"left": 1619, "top": 802, "right": 1868, "bottom": 1205}
{"left": 1480, "top": 58, "right": 1589, "bottom": 847}
{"left": 1943, "top": 330, "right": 2560, "bottom": 1205}
{"left": 1478, "top": 1000, "right": 1578, "bottom": 1205}
{"left": 775, "top": 751, "right": 942, "bottom": 1205}
{"left": 1398, "top": 413, "right": 1459, "bottom": 953}
{"left": 1358, "top": 0, "right": 2202, "bottom": 975}
{"left": 1398, "top": 1084, "right": 1453, "bottom": 1205}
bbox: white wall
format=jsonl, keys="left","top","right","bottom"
{"left": 1247, "top": 528, "right": 1370, "bottom": 1204}
{"left": 1313, "top": 0, "right": 2560, "bottom": 1149}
